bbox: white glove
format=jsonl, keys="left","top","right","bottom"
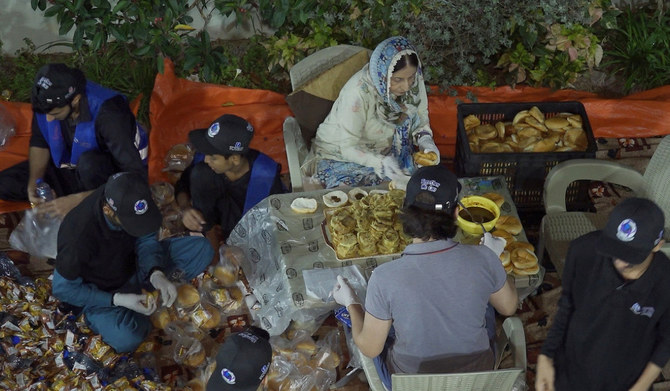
{"left": 480, "top": 232, "right": 506, "bottom": 257}
{"left": 389, "top": 174, "right": 411, "bottom": 191}
{"left": 417, "top": 134, "right": 441, "bottom": 164}
{"left": 330, "top": 275, "right": 361, "bottom": 308}
{"left": 150, "top": 270, "right": 177, "bottom": 307}
{"left": 113, "top": 292, "right": 157, "bottom": 316}
{"left": 379, "top": 155, "right": 404, "bottom": 179}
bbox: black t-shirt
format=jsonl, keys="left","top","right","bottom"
{"left": 541, "top": 231, "right": 670, "bottom": 390}
{"left": 30, "top": 94, "right": 145, "bottom": 177}
{"left": 55, "top": 186, "right": 137, "bottom": 291}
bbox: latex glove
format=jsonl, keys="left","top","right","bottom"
{"left": 480, "top": 232, "right": 506, "bottom": 257}
{"left": 330, "top": 275, "right": 361, "bottom": 308}
{"left": 379, "top": 155, "right": 403, "bottom": 179}
{"left": 150, "top": 270, "right": 177, "bottom": 307}
{"left": 389, "top": 174, "right": 411, "bottom": 191}
{"left": 113, "top": 292, "right": 157, "bottom": 316}
{"left": 416, "top": 134, "right": 441, "bottom": 164}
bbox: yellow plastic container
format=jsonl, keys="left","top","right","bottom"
{"left": 456, "top": 195, "right": 501, "bottom": 235}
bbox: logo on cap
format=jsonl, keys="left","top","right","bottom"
{"left": 221, "top": 368, "right": 236, "bottom": 385}
{"left": 259, "top": 363, "right": 269, "bottom": 380}
{"left": 208, "top": 122, "right": 220, "bottom": 138}
{"left": 246, "top": 123, "right": 254, "bottom": 132}
{"left": 616, "top": 219, "right": 637, "bottom": 242}
{"left": 420, "top": 179, "right": 440, "bottom": 193}
{"left": 230, "top": 141, "right": 243, "bottom": 152}
{"left": 106, "top": 198, "right": 117, "bottom": 211}
{"left": 134, "top": 200, "right": 148, "bottom": 215}
{"left": 37, "top": 77, "right": 53, "bottom": 90}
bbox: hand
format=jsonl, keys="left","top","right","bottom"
{"left": 35, "top": 193, "right": 82, "bottom": 219}
{"left": 480, "top": 232, "right": 506, "bottom": 257}
{"left": 389, "top": 174, "right": 411, "bottom": 191}
{"left": 535, "top": 354, "right": 555, "bottom": 391}
{"left": 181, "top": 207, "right": 206, "bottom": 232}
{"left": 380, "top": 155, "right": 403, "bottom": 179}
{"left": 416, "top": 134, "right": 441, "bottom": 164}
{"left": 27, "top": 182, "right": 41, "bottom": 206}
{"left": 150, "top": 270, "right": 177, "bottom": 307}
{"left": 113, "top": 292, "right": 157, "bottom": 316}
{"left": 330, "top": 275, "right": 361, "bottom": 308}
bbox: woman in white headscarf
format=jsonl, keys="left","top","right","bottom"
{"left": 312, "top": 36, "right": 440, "bottom": 189}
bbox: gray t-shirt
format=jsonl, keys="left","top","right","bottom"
{"left": 365, "top": 239, "right": 507, "bottom": 374}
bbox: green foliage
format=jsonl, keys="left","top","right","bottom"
{"left": 604, "top": 6, "right": 670, "bottom": 93}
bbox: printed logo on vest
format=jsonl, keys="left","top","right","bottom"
{"left": 630, "top": 302, "right": 655, "bottom": 318}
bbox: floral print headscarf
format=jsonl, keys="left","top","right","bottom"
{"left": 366, "top": 36, "right": 425, "bottom": 174}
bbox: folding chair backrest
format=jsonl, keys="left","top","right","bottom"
{"left": 642, "top": 135, "right": 670, "bottom": 239}
{"left": 392, "top": 369, "right": 524, "bottom": 391}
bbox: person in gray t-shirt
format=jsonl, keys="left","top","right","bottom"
{"left": 331, "top": 165, "right": 518, "bottom": 390}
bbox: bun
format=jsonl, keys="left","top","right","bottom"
{"left": 499, "top": 250, "right": 511, "bottom": 267}
{"left": 495, "top": 122, "right": 506, "bottom": 139}
{"left": 323, "top": 191, "right": 348, "bottom": 208}
{"left": 463, "top": 114, "right": 481, "bottom": 131}
{"left": 514, "top": 263, "right": 540, "bottom": 275}
{"left": 506, "top": 241, "right": 534, "bottom": 253}
{"left": 511, "top": 248, "right": 538, "bottom": 269}
{"left": 475, "top": 124, "right": 497, "bottom": 140}
{"left": 492, "top": 229, "right": 515, "bottom": 246}
{"left": 529, "top": 106, "right": 545, "bottom": 123}
{"left": 213, "top": 265, "right": 237, "bottom": 286}
{"left": 290, "top": 197, "right": 318, "bottom": 214}
{"left": 413, "top": 151, "right": 438, "bottom": 166}
{"left": 481, "top": 192, "right": 504, "bottom": 208}
{"left": 295, "top": 339, "right": 318, "bottom": 356}
{"left": 532, "top": 138, "right": 557, "bottom": 152}
{"left": 151, "top": 307, "right": 172, "bottom": 329}
{"left": 504, "top": 263, "right": 514, "bottom": 273}
{"left": 177, "top": 284, "right": 200, "bottom": 308}
{"left": 201, "top": 303, "right": 221, "bottom": 329}
{"left": 564, "top": 128, "right": 588, "bottom": 150}
{"left": 544, "top": 117, "right": 570, "bottom": 129}
{"left": 495, "top": 215, "right": 522, "bottom": 235}
{"left": 348, "top": 188, "right": 368, "bottom": 202}
{"left": 184, "top": 348, "right": 206, "bottom": 367}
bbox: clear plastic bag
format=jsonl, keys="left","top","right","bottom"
{"left": 9, "top": 209, "right": 61, "bottom": 259}
{"left": 0, "top": 104, "right": 16, "bottom": 149}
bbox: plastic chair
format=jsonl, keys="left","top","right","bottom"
{"left": 354, "top": 316, "right": 527, "bottom": 391}
{"left": 538, "top": 135, "right": 670, "bottom": 277}
{"left": 283, "top": 45, "right": 370, "bottom": 192}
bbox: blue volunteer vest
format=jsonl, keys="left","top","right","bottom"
{"left": 36, "top": 81, "right": 148, "bottom": 167}
{"left": 193, "top": 151, "right": 278, "bottom": 213}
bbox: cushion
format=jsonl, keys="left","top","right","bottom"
{"left": 286, "top": 49, "right": 370, "bottom": 148}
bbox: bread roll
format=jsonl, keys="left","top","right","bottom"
{"left": 348, "top": 188, "right": 368, "bottom": 202}
{"left": 529, "top": 106, "right": 545, "bottom": 123}
{"left": 151, "top": 307, "right": 172, "bottom": 329}
{"left": 564, "top": 128, "right": 588, "bottom": 150}
{"left": 511, "top": 248, "right": 538, "bottom": 269}
{"left": 413, "top": 151, "right": 438, "bottom": 166}
{"left": 506, "top": 241, "right": 535, "bottom": 253}
{"left": 463, "top": 114, "right": 481, "bottom": 130}
{"left": 512, "top": 110, "right": 530, "bottom": 125}
{"left": 532, "top": 137, "right": 557, "bottom": 152}
{"left": 481, "top": 192, "right": 505, "bottom": 208}
{"left": 480, "top": 142, "right": 504, "bottom": 153}
{"left": 504, "top": 263, "right": 514, "bottom": 274}
{"left": 517, "top": 127, "right": 542, "bottom": 139}
{"left": 475, "top": 124, "right": 497, "bottom": 140}
{"left": 290, "top": 197, "right": 318, "bottom": 214}
{"left": 495, "top": 215, "right": 522, "bottom": 235}
{"left": 495, "top": 122, "right": 506, "bottom": 139}
{"left": 545, "top": 117, "right": 570, "bottom": 129}
{"left": 524, "top": 117, "right": 548, "bottom": 133}
{"left": 295, "top": 339, "right": 318, "bottom": 356}
{"left": 213, "top": 265, "right": 237, "bottom": 286}
{"left": 514, "top": 263, "right": 540, "bottom": 275}
{"left": 184, "top": 348, "right": 206, "bottom": 367}
{"left": 201, "top": 303, "right": 221, "bottom": 329}
{"left": 177, "top": 284, "right": 200, "bottom": 308}
{"left": 323, "top": 190, "right": 348, "bottom": 208}
{"left": 499, "top": 250, "right": 511, "bottom": 267}
{"left": 492, "top": 229, "right": 515, "bottom": 246}
{"left": 567, "top": 115, "right": 582, "bottom": 127}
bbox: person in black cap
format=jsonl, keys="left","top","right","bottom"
{"left": 206, "top": 326, "right": 272, "bottom": 391}
{"left": 0, "top": 63, "right": 148, "bottom": 218}
{"left": 51, "top": 172, "right": 180, "bottom": 353}
{"left": 174, "top": 114, "right": 284, "bottom": 241}
{"left": 330, "top": 165, "right": 517, "bottom": 390}
{"left": 536, "top": 197, "right": 670, "bottom": 391}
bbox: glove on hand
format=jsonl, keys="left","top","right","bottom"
{"left": 330, "top": 275, "right": 361, "bottom": 308}
{"left": 389, "top": 174, "right": 411, "bottom": 191}
{"left": 416, "top": 134, "right": 441, "bottom": 165}
{"left": 379, "top": 155, "right": 404, "bottom": 179}
{"left": 113, "top": 293, "right": 157, "bottom": 316}
{"left": 480, "top": 232, "right": 506, "bottom": 257}
{"left": 150, "top": 270, "right": 177, "bottom": 307}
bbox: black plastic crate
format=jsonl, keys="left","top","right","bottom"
{"left": 455, "top": 101, "right": 597, "bottom": 211}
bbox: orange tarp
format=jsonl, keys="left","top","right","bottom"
{"left": 148, "top": 59, "right": 293, "bottom": 184}
{"left": 4, "top": 62, "right": 670, "bottom": 214}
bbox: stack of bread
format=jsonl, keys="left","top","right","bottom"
{"left": 326, "top": 189, "right": 411, "bottom": 259}
{"left": 481, "top": 192, "right": 539, "bottom": 275}
{"left": 463, "top": 106, "right": 588, "bottom": 153}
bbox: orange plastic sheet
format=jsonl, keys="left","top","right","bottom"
{"left": 427, "top": 85, "right": 670, "bottom": 157}
{"left": 148, "top": 59, "right": 293, "bottom": 184}
{"left": 0, "top": 101, "right": 33, "bottom": 213}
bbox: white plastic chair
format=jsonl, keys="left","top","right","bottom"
{"left": 283, "top": 45, "right": 370, "bottom": 192}
{"left": 354, "top": 316, "right": 527, "bottom": 391}
{"left": 538, "top": 135, "right": 670, "bottom": 277}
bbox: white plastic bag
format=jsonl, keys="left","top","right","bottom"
{"left": 9, "top": 209, "right": 61, "bottom": 259}
{"left": 0, "top": 104, "right": 17, "bottom": 149}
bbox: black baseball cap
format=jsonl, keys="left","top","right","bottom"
{"left": 207, "top": 326, "right": 272, "bottom": 391}
{"left": 597, "top": 197, "right": 665, "bottom": 264}
{"left": 189, "top": 114, "right": 254, "bottom": 156}
{"left": 104, "top": 172, "right": 162, "bottom": 237}
{"left": 404, "top": 165, "right": 461, "bottom": 212}
{"left": 31, "top": 63, "right": 86, "bottom": 113}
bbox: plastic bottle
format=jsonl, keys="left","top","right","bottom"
{"left": 34, "top": 178, "right": 54, "bottom": 201}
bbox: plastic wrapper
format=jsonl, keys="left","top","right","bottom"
{"left": 163, "top": 143, "right": 195, "bottom": 173}
{"left": 0, "top": 103, "right": 16, "bottom": 149}
{"left": 9, "top": 209, "right": 61, "bottom": 259}
{"left": 212, "top": 245, "right": 242, "bottom": 286}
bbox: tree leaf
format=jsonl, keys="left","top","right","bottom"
{"left": 44, "top": 4, "right": 63, "bottom": 17}
{"left": 112, "top": 0, "right": 130, "bottom": 13}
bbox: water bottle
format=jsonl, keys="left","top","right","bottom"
{"left": 34, "top": 178, "right": 54, "bottom": 201}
